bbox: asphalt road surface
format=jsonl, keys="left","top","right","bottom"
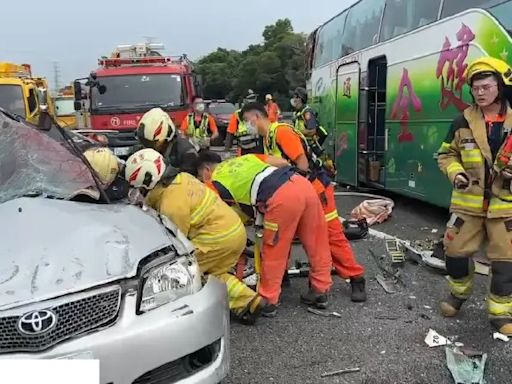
{"left": 225, "top": 190, "right": 512, "bottom": 384}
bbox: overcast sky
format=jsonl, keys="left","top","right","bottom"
{"left": 1, "top": 0, "right": 357, "bottom": 88}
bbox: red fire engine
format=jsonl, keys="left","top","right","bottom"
{"left": 74, "top": 42, "right": 200, "bottom": 156}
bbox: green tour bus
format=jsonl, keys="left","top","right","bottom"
{"left": 305, "top": 0, "right": 512, "bottom": 208}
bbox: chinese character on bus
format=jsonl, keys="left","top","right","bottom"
{"left": 391, "top": 68, "right": 422, "bottom": 143}
{"left": 436, "top": 23, "right": 475, "bottom": 112}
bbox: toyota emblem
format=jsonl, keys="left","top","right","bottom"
{"left": 110, "top": 116, "right": 121, "bottom": 127}
{"left": 17, "top": 310, "right": 57, "bottom": 335}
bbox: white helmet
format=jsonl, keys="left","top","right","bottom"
{"left": 265, "top": 94, "right": 272, "bottom": 101}
{"left": 83, "top": 147, "right": 119, "bottom": 185}
{"left": 137, "top": 108, "right": 176, "bottom": 147}
{"left": 125, "top": 148, "right": 166, "bottom": 189}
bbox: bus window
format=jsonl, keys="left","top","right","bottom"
{"left": 313, "top": 11, "right": 347, "bottom": 67}
{"left": 441, "top": 0, "right": 505, "bottom": 18}
{"left": 488, "top": 1, "right": 512, "bottom": 36}
{"left": 342, "top": 0, "right": 385, "bottom": 56}
{"left": 381, "top": 0, "right": 441, "bottom": 41}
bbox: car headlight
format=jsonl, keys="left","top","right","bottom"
{"left": 139, "top": 255, "right": 202, "bottom": 313}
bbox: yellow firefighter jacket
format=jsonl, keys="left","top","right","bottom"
{"left": 146, "top": 172, "right": 246, "bottom": 272}
{"left": 438, "top": 105, "right": 512, "bottom": 218}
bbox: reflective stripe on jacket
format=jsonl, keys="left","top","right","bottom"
{"left": 145, "top": 172, "right": 245, "bottom": 251}
{"left": 294, "top": 106, "right": 328, "bottom": 140}
{"left": 187, "top": 113, "right": 210, "bottom": 138}
{"left": 437, "top": 105, "right": 512, "bottom": 218}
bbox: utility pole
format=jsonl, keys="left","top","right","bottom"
{"left": 52, "top": 61, "right": 61, "bottom": 92}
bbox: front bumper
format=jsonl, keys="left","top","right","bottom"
{"left": 0, "top": 276, "right": 230, "bottom": 384}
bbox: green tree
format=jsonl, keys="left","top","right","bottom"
{"left": 195, "top": 19, "right": 306, "bottom": 109}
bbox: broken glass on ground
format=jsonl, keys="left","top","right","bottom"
{"left": 445, "top": 347, "right": 487, "bottom": 384}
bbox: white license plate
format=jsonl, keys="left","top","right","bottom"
{"left": 113, "top": 147, "right": 131, "bottom": 156}
{"left": 54, "top": 351, "right": 94, "bottom": 360}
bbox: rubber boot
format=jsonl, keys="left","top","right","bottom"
{"left": 350, "top": 277, "right": 367, "bottom": 302}
{"left": 261, "top": 303, "right": 278, "bottom": 318}
{"left": 440, "top": 294, "right": 466, "bottom": 317}
{"left": 238, "top": 296, "right": 266, "bottom": 325}
{"left": 492, "top": 319, "right": 512, "bottom": 336}
{"left": 300, "top": 289, "right": 329, "bottom": 309}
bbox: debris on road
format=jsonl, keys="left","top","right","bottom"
{"left": 307, "top": 307, "right": 342, "bottom": 318}
{"left": 493, "top": 332, "right": 510, "bottom": 342}
{"left": 369, "top": 249, "right": 406, "bottom": 287}
{"left": 475, "top": 262, "right": 490, "bottom": 276}
{"left": 376, "top": 273, "right": 397, "bottom": 293}
{"left": 386, "top": 238, "right": 405, "bottom": 264}
{"left": 425, "top": 329, "right": 452, "bottom": 347}
{"left": 375, "top": 314, "right": 400, "bottom": 320}
{"left": 321, "top": 367, "right": 360, "bottom": 378}
{"left": 351, "top": 198, "right": 393, "bottom": 225}
{"left": 445, "top": 347, "right": 487, "bottom": 384}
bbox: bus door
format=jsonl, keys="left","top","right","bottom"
{"left": 359, "top": 57, "right": 388, "bottom": 187}
{"left": 334, "top": 62, "right": 360, "bottom": 186}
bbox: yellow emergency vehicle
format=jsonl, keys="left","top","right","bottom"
{"left": 53, "top": 84, "right": 87, "bottom": 129}
{"left": 0, "top": 62, "right": 55, "bottom": 125}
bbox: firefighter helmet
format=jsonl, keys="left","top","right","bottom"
{"left": 137, "top": 108, "right": 176, "bottom": 146}
{"left": 466, "top": 57, "right": 512, "bottom": 86}
{"left": 125, "top": 148, "right": 166, "bottom": 189}
{"left": 83, "top": 147, "right": 119, "bottom": 185}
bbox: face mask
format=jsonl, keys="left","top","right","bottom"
{"left": 195, "top": 103, "right": 205, "bottom": 113}
{"left": 246, "top": 120, "right": 258, "bottom": 135}
{"left": 290, "top": 98, "right": 297, "bottom": 108}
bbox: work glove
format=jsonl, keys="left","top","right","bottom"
{"left": 453, "top": 173, "right": 470, "bottom": 191}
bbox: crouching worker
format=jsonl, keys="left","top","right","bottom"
{"left": 124, "top": 148, "right": 265, "bottom": 325}
{"left": 74, "top": 147, "right": 130, "bottom": 203}
{"left": 195, "top": 151, "right": 333, "bottom": 317}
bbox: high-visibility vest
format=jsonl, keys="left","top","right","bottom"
{"left": 264, "top": 122, "right": 309, "bottom": 159}
{"left": 187, "top": 113, "right": 209, "bottom": 138}
{"left": 212, "top": 155, "right": 276, "bottom": 206}
{"left": 294, "top": 106, "right": 328, "bottom": 141}
{"left": 235, "top": 110, "right": 248, "bottom": 136}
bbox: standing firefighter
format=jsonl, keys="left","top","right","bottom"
{"left": 291, "top": 87, "right": 328, "bottom": 147}
{"left": 196, "top": 152, "right": 333, "bottom": 317}
{"left": 241, "top": 102, "right": 367, "bottom": 302}
{"left": 291, "top": 87, "right": 335, "bottom": 176}
{"left": 225, "top": 91, "right": 263, "bottom": 155}
{"left": 124, "top": 148, "right": 265, "bottom": 325}
{"left": 137, "top": 107, "right": 199, "bottom": 176}
{"left": 437, "top": 57, "right": 512, "bottom": 335}
{"left": 180, "top": 96, "right": 219, "bottom": 149}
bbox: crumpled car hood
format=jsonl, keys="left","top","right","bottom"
{"left": 0, "top": 197, "right": 180, "bottom": 310}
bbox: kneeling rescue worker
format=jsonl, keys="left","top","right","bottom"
{"left": 240, "top": 102, "right": 367, "bottom": 302}
{"left": 124, "top": 148, "right": 265, "bottom": 325}
{"left": 137, "top": 107, "right": 199, "bottom": 176}
{"left": 196, "top": 152, "right": 333, "bottom": 317}
{"left": 437, "top": 57, "right": 512, "bottom": 335}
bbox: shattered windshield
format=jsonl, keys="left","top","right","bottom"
{"left": 0, "top": 112, "right": 98, "bottom": 203}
